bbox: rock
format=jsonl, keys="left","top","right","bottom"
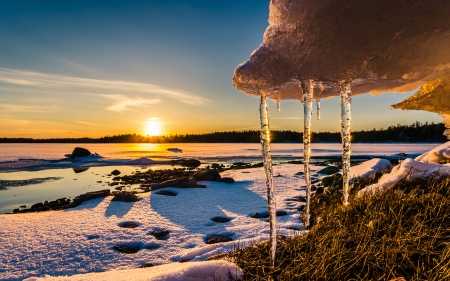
{"left": 71, "top": 147, "right": 91, "bottom": 159}
{"left": 112, "top": 193, "right": 139, "bottom": 202}
{"left": 77, "top": 189, "right": 111, "bottom": 204}
{"left": 73, "top": 167, "right": 89, "bottom": 173}
{"left": 193, "top": 170, "right": 221, "bottom": 181}
{"left": 321, "top": 173, "right": 343, "bottom": 188}
{"left": 252, "top": 162, "right": 264, "bottom": 168}
{"left": 111, "top": 170, "right": 121, "bottom": 176}
{"left": 295, "top": 171, "right": 304, "bottom": 176}
{"left": 19, "top": 205, "right": 27, "bottom": 208}
{"left": 141, "top": 262, "right": 155, "bottom": 268}
{"left": 151, "top": 177, "right": 206, "bottom": 190}
{"left": 276, "top": 210, "right": 288, "bottom": 216}
{"left": 31, "top": 202, "right": 44, "bottom": 210}
{"left": 231, "top": 162, "right": 251, "bottom": 169}
{"left": 212, "top": 217, "right": 231, "bottom": 223}
{"left": 317, "top": 166, "right": 340, "bottom": 175}
{"left": 155, "top": 190, "right": 177, "bottom": 196}
{"left": 206, "top": 235, "right": 233, "bottom": 244}
{"left": 297, "top": 196, "right": 307, "bottom": 203}
{"left": 211, "top": 163, "right": 221, "bottom": 170}
{"left": 251, "top": 212, "right": 269, "bottom": 219}
{"left": 178, "top": 159, "right": 201, "bottom": 168}
{"left": 398, "top": 152, "right": 407, "bottom": 157}
{"left": 216, "top": 177, "right": 235, "bottom": 184}
{"left": 113, "top": 245, "right": 141, "bottom": 254}
{"left": 287, "top": 160, "right": 303, "bottom": 164}
{"left": 119, "top": 222, "right": 140, "bottom": 228}
{"left": 13, "top": 208, "right": 22, "bottom": 213}
{"left": 151, "top": 230, "right": 170, "bottom": 238}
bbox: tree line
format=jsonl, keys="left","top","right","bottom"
{"left": 0, "top": 122, "right": 446, "bottom": 143}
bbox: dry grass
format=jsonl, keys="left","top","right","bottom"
{"left": 221, "top": 175, "right": 450, "bottom": 280}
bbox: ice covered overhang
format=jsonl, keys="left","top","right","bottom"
{"left": 392, "top": 75, "right": 450, "bottom": 135}
{"left": 232, "top": 0, "right": 450, "bottom": 100}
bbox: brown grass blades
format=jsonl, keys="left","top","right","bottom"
{"left": 221, "top": 175, "right": 450, "bottom": 280}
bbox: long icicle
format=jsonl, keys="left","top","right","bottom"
{"left": 277, "top": 99, "right": 281, "bottom": 112}
{"left": 340, "top": 81, "right": 352, "bottom": 206}
{"left": 259, "top": 90, "right": 277, "bottom": 267}
{"left": 302, "top": 80, "right": 313, "bottom": 227}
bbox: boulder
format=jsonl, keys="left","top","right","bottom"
{"left": 317, "top": 166, "right": 340, "bottom": 175}
{"left": 118, "top": 221, "right": 140, "bottom": 228}
{"left": 206, "top": 235, "right": 233, "bottom": 244}
{"left": 111, "top": 170, "right": 121, "bottom": 176}
{"left": 77, "top": 189, "right": 111, "bottom": 204}
{"left": 112, "top": 193, "right": 139, "bottom": 202}
{"left": 216, "top": 177, "right": 235, "bottom": 184}
{"left": 155, "top": 190, "right": 177, "bottom": 196}
{"left": 180, "top": 159, "right": 201, "bottom": 168}
{"left": 251, "top": 212, "right": 269, "bottom": 219}
{"left": 212, "top": 217, "right": 232, "bottom": 223}
{"left": 113, "top": 245, "right": 141, "bottom": 254}
{"left": 193, "top": 170, "right": 221, "bottom": 181}
{"left": 151, "top": 230, "right": 170, "bottom": 238}
{"left": 71, "top": 147, "right": 91, "bottom": 159}
{"left": 151, "top": 177, "right": 206, "bottom": 190}
{"left": 276, "top": 210, "right": 288, "bottom": 216}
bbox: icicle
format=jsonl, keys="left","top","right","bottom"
{"left": 277, "top": 99, "right": 281, "bottom": 112}
{"left": 340, "top": 81, "right": 352, "bottom": 206}
{"left": 301, "top": 80, "right": 313, "bottom": 227}
{"left": 259, "top": 90, "right": 277, "bottom": 267}
{"left": 316, "top": 98, "right": 321, "bottom": 120}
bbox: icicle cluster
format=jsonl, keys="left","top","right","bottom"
{"left": 316, "top": 98, "right": 321, "bottom": 120}
{"left": 340, "top": 82, "right": 352, "bottom": 206}
{"left": 259, "top": 91, "right": 277, "bottom": 267}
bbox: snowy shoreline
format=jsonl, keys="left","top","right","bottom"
{"left": 1, "top": 142, "right": 449, "bottom": 280}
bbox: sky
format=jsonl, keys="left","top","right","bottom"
{"left": 0, "top": 0, "right": 443, "bottom": 138}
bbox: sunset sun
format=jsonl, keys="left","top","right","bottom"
{"left": 145, "top": 118, "right": 162, "bottom": 136}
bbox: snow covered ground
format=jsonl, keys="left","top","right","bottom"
{"left": 2, "top": 142, "right": 450, "bottom": 280}
{"left": 0, "top": 164, "right": 310, "bottom": 281}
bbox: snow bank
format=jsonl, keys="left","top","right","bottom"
{"left": 415, "top": 141, "right": 450, "bottom": 163}
{"left": 349, "top": 158, "right": 392, "bottom": 180}
{"left": 358, "top": 158, "right": 450, "bottom": 196}
{"left": 23, "top": 260, "right": 241, "bottom": 281}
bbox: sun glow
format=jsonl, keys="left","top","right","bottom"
{"left": 145, "top": 118, "right": 162, "bottom": 136}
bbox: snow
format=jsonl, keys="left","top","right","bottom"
{"left": 415, "top": 141, "right": 450, "bottom": 163}
{"left": 0, "top": 164, "right": 308, "bottom": 281}
{"left": 22, "top": 260, "right": 241, "bottom": 281}
{"left": 349, "top": 158, "right": 392, "bottom": 180}
{"left": 1, "top": 144, "right": 448, "bottom": 280}
{"left": 358, "top": 158, "right": 450, "bottom": 196}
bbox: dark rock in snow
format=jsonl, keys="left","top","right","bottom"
{"left": 193, "top": 170, "right": 221, "bottom": 181}
{"left": 276, "top": 210, "right": 288, "bottom": 216}
{"left": 251, "top": 212, "right": 269, "bottom": 219}
{"left": 113, "top": 245, "right": 141, "bottom": 254}
{"left": 141, "top": 262, "right": 155, "bottom": 268}
{"left": 112, "top": 193, "right": 139, "bottom": 202}
{"left": 119, "top": 221, "right": 140, "bottom": 228}
{"left": 317, "top": 166, "right": 340, "bottom": 175}
{"left": 71, "top": 147, "right": 91, "bottom": 159}
{"left": 31, "top": 202, "right": 44, "bottom": 210}
{"left": 155, "top": 190, "right": 177, "bottom": 196}
{"left": 151, "top": 230, "right": 170, "bottom": 238}
{"left": 212, "top": 217, "right": 232, "bottom": 223}
{"left": 216, "top": 177, "right": 235, "bottom": 184}
{"left": 151, "top": 177, "right": 206, "bottom": 190}
{"left": 111, "top": 170, "right": 121, "bottom": 176}
{"left": 206, "top": 235, "right": 233, "bottom": 244}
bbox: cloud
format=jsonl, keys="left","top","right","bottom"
{"left": 0, "top": 68, "right": 210, "bottom": 105}
{"left": 99, "top": 94, "right": 161, "bottom": 112}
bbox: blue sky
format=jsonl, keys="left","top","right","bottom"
{"left": 0, "top": 0, "right": 442, "bottom": 138}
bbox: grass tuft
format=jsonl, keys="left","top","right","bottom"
{"left": 221, "top": 175, "right": 450, "bottom": 280}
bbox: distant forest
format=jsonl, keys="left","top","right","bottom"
{"left": 0, "top": 122, "right": 447, "bottom": 143}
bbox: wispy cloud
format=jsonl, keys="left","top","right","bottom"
{"left": 0, "top": 103, "right": 60, "bottom": 114}
{"left": 99, "top": 94, "right": 161, "bottom": 112}
{"left": 0, "top": 68, "right": 210, "bottom": 105}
